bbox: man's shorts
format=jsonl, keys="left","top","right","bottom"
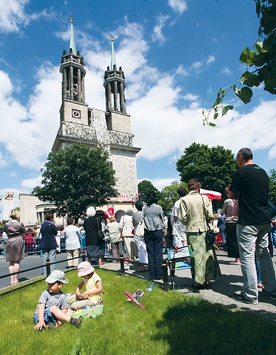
{"left": 33, "top": 307, "right": 56, "bottom": 324}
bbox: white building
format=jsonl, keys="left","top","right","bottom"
{"left": 20, "top": 19, "right": 140, "bottom": 226}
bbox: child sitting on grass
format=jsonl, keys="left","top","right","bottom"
{"left": 67, "top": 261, "right": 102, "bottom": 310}
{"left": 33, "top": 270, "right": 82, "bottom": 330}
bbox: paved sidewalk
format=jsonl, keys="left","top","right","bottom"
{"left": 102, "top": 250, "right": 276, "bottom": 321}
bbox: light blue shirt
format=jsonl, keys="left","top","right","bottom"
{"left": 143, "top": 203, "right": 164, "bottom": 231}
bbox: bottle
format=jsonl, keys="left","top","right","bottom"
{"left": 148, "top": 282, "right": 154, "bottom": 292}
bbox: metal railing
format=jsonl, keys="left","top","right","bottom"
{"left": 0, "top": 251, "right": 175, "bottom": 291}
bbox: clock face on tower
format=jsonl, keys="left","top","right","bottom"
{"left": 72, "top": 109, "right": 81, "bottom": 118}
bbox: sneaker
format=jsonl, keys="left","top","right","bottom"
{"left": 233, "top": 292, "right": 258, "bottom": 305}
{"left": 262, "top": 289, "right": 276, "bottom": 300}
{"left": 47, "top": 322, "right": 57, "bottom": 329}
{"left": 70, "top": 317, "right": 82, "bottom": 327}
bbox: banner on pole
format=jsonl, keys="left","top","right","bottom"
{"left": 3, "top": 192, "right": 15, "bottom": 220}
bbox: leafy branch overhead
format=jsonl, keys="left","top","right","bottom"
{"left": 203, "top": 0, "right": 276, "bottom": 126}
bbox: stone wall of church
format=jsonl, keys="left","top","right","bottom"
{"left": 108, "top": 112, "right": 131, "bottom": 133}
{"left": 110, "top": 149, "right": 138, "bottom": 197}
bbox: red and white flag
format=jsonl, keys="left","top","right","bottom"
{"left": 200, "top": 189, "right": 222, "bottom": 200}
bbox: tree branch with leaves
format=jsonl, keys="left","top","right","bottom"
{"left": 203, "top": 0, "right": 276, "bottom": 126}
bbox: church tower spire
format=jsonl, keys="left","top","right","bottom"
{"left": 104, "top": 37, "right": 126, "bottom": 114}
{"left": 60, "top": 17, "right": 86, "bottom": 104}
{"left": 110, "top": 36, "right": 116, "bottom": 69}
{"left": 69, "top": 16, "right": 77, "bottom": 55}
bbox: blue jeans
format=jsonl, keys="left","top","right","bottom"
{"left": 33, "top": 307, "right": 56, "bottom": 324}
{"left": 271, "top": 228, "right": 276, "bottom": 248}
{"left": 237, "top": 223, "right": 276, "bottom": 300}
{"left": 144, "top": 230, "right": 163, "bottom": 279}
{"left": 255, "top": 257, "right": 262, "bottom": 283}
{"left": 42, "top": 248, "right": 57, "bottom": 275}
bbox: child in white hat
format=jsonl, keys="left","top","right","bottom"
{"left": 33, "top": 270, "right": 82, "bottom": 330}
{"left": 67, "top": 261, "right": 103, "bottom": 310}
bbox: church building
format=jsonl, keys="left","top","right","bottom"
{"left": 20, "top": 18, "right": 141, "bottom": 226}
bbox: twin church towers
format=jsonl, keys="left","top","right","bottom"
{"left": 52, "top": 18, "right": 140, "bottom": 200}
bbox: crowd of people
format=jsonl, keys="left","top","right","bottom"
{"left": 2, "top": 146, "right": 276, "bottom": 308}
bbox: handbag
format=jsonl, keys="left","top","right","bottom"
{"left": 206, "top": 229, "right": 216, "bottom": 244}
{"left": 201, "top": 196, "right": 216, "bottom": 245}
{"left": 136, "top": 209, "right": 145, "bottom": 237}
{"left": 97, "top": 219, "right": 105, "bottom": 242}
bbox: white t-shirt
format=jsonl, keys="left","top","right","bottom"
{"left": 64, "top": 225, "right": 81, "bottom": 250}
{"left": 172, "top": 199, "right": 186, "bottom": 239}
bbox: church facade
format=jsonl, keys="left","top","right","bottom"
{"left": 20, "top": 19, "right": 140, "bottom": 226}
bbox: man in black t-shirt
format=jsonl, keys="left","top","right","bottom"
{"left": 229, "top": 148, "right": 276, "bottom": 304}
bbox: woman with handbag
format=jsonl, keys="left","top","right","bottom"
{"left": 84, "top": 206, "right": 105, "bottom": 268}
{"left": 178, "top": 179, "right": 221, "bottom": 290}
{"left": 143, "top": 193, "right": 164, "bottom": 280}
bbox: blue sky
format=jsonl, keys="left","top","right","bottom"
{"left": 0, "top": 0, "right": 276, "bottom": 216}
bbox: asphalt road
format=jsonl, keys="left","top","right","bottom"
{"left": 0, "top": 252, "right": 70, "bottom": 289}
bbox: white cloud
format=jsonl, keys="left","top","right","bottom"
{"left": 0, "top": 64, "right": 60, "bottom": 170}
{"left": 152, "top": 14, "right": 170, "bottom": 44}
{"left": 191, "top": 56, "right": 215, "bottom": 72}
{"left": 268, "top": 144, "right": 276, "bottom": 161}
{"left": 176, "top": 65, "right": 189, "bottom": 77}
{"left": 221, "top": 67, "right": 232, "bottom": 75}
{"left": 21, "top": 175, "right": 42, "bottom": 190}
{"left": 190, "top": 61, "right": 202, "bottom": 70}
{"left": 0, "top": 0, "right": 54, "bottom": 34}
{"left": 206, "top": 55, "right": 215, "bottom": 65}
{"left": 183, "top": 93, "right": 199, "bottom": 101}
{"left": 168, "top": 0, "right": 188, "bottom": 15}
{"left": 0, "top": 151, "right": 8, "bottom": 168}
{"left": 0, "top": 0, "right": 29, "bottom": 33}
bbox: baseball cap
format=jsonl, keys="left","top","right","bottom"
{"left": 78, "top": 261, "right": 94, "bottom": 277}
{"left": 45, "top": 270, "right": 68, "bottom": 284}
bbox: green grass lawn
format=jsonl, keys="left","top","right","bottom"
{"left": 0, "top": 269, "right": 276, "bottom": 355}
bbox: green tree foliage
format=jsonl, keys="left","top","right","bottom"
{"left": 269, "top": 169, "right": 276, "bottom": 205}
{"left": 158, "top": 181, "right": 188, "bottom": 214}
{"left": 138, "top": 180, "right": 160, "bottom": 203}
{"left": 32, "top": 143, "right": 117, "bottom": 219}
{"left": 176, "top": 143, "right": 237, "bottom": 197}
{"left": 203, "top": 0, "right": 276, "bottom": 125}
